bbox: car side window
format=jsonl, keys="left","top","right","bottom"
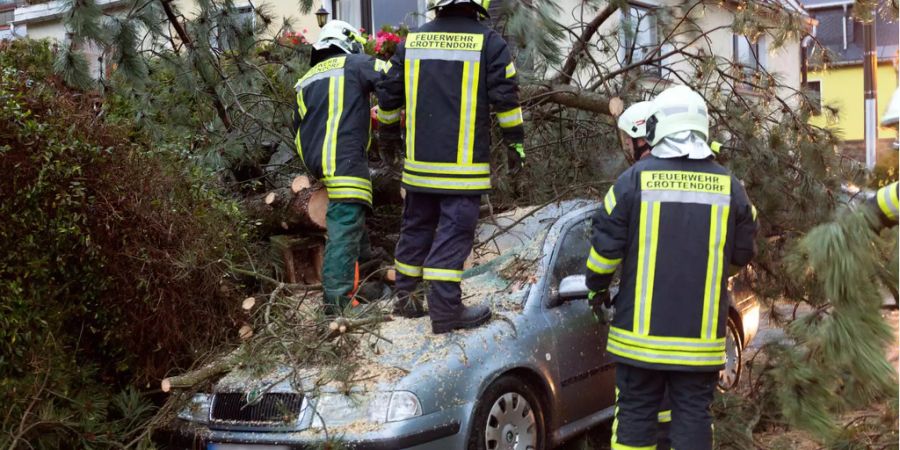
{"left": 551, "top": 218, "right": 592, "bottom": 286}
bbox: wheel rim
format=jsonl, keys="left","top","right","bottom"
{"left": 719, "top": 323, "right": 739, "bottom": 390}
{"left": 484, "top": 392, "right": 537, "bottom": 450}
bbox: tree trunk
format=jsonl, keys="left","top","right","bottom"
{"left": 245, "top": 185, "right": 329, "bottom": 234}
{"left": 161, "top": 349, "right": 243, "bottom": 392}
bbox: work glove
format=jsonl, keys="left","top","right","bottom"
{"left": 507, "top": 142, "right": 525, "bottom": 177}
{"left": 588, "top": 289, "right": 614, "bottom": 325}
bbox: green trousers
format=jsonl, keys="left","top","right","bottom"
{"left": 322, "top": 201, "right": 371, "bottom": 312}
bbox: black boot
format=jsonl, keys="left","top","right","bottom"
{"left": 392, "top": 291, "right": 426, "bottom": 318}
{"left": 431, "top": 305, "right": 491, "bottom": 334}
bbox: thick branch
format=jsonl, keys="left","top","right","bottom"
{"left": 522, "top": 84, "right": 612, "bottom": 116}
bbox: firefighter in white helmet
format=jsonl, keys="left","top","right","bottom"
{"left": 587, "top": 85, "right": 758, "bottom": 450}
{"left": 292, "top": 20, "right": 393, "bottom": 315}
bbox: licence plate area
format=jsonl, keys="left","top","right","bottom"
{"left": 208, "top": 444, "right": 290, "bottom": 450}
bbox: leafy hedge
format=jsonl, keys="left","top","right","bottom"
{"left": 0, "top": 40, "right": 251, "bottom": 448}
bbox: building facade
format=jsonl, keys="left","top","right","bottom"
{"left": 804, "top": 0, "right": 899, "bottom": 155}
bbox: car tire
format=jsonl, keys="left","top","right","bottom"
{"left": 468, "top": 375, "right": 546, "bottom": 450}
{"left": 718, "top": 316, "right": 743, "bottom": 391}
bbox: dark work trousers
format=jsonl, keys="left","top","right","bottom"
{"left": 658, "top": 392, "right": 672, "bottom": 450}
{"left": 613, "top": 363, "right": 717, "bottom": 450}
{"left": 394, "top": 192, "right": 480, "bottom": 322}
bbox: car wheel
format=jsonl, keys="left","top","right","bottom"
{"left": 718, "top": 316, "right": 742, "bottom": 391}
{"left": 468, "top": 375, "right": 546, "bottom": 450}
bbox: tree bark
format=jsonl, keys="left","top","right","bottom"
{"left": 245, "top": 186, "right": 329, "bottom": 234}
{"left": 521, "top": 84, "right": 612, "bottom": 116}
{"left": 555, "top": 4, "right": 618, "bottom": 85}
{"left": 161, "top": 349, "right": 242, "bottom": 392}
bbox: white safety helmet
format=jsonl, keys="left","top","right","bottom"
{"left": 314, "top": 20, "right": 364, "bottom": 55}
{"left": 429, "top": 0, "right": 491, "bottom": 18}
{"left": 645, "top": 85, "right": 709, "bottom": 146}
{"left": 617, "top": 101, "right": 653, "bottom": 139}
{"left": 882, "top": 87, "right": 900, "bottom": 127}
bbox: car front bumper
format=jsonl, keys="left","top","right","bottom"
{"left": 163, "top": 401, "right": 473, "bottom": 450}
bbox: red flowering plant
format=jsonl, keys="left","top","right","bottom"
{"left": 362, "top": 25, "right": 408, "bottom": 60}
{"left": 278, "top": 29, "right": 310, "bottom": 47}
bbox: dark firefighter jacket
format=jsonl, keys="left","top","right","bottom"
{"left": 375, "top": 14, "right": 524, "bottom": 195}
{"left": 868, "top": 181, "right": 899, "bottom": 227}
{"left": 585, "top": 156, "right": 758, "bottom": 371}
{"left": 293, "top": 53, "right": 389, "bottom": 206}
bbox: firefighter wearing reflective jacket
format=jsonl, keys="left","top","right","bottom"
{"left": 587, "top": 85, "right": 758, "bottom": 450}
{"left": 292, "top": 20, "right": 391, "bottom": 315}
{"left": 868, "top": 182, "right": 899, "bottom": 227}
{"left": 375, "top": 0, "right": 525, "bottom": 333}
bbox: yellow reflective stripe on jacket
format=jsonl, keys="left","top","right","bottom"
{"left": 701, "top": 204, "right": 729, "bottom": 340}
{"left": 296, "top": 89, "right": 308, "bottom": 119}
{"left": 402, "top": 172, "right": 491, "bottom": 191}
{"left": 294, "top": 129, "right": 304, "bottom": 163}
{"left": 405, "top": 32, "right": 484, "bottom": 51}
{"left": 751, "top": 204, "right": 758, "bottom": 221}
{"left": 641, "top": 171, "right": 731, "bottom": 195}
{"left": 658, "top": 410, "right": 671, "bottom": 423}
{"left": 496, "top": 106, "right": 523, "bottom": 128}
{"left": 609, "top": 326, "right": 725, "bottom": 352}
{"left": 505, "top": 61, "right": 516, "bottom": 78}
{"left": 587, "top": 247, "right": 621, "bottom": 275}
{"left": 377, "top": 106, "right": 401, "bottom": 124}
{"left": 404, "top": 59, "right": 421, "bottom": 160}
{"left": 404, "top": 160, "right": 490, "bottom": 175}
{"left": 298, "top": 56, "right": 346, "bottom": 86}
{"left": 326, "top": 188, "right": 373, "bottom": 203}
{"left": 322, "top": 75, "right": 345, "bottom": 177}
{"left": 395, "top": 259, "right": 423, "bottom": 277}
{"left": 423, "top": 267, "right": 464, "bottom": 282}
{"left": 877, "top": 182, "right": 899, "bottom": 220}
{"left": 457, "top": 60, "right": 480, "bottom": 164}
{"left": 607, "top": 339, "right": 726, "bottom": 367}
{"left": 604, "top": 186, "right": 617, "bottom": 214}
{"left": 374, "top": 59, "right": 391, "bottom": 73}
{"left": 634, "top": 201, "right": 660, "bottom": 336}
{"left": 323, "top": 176, "right": 372, "bottom": 191}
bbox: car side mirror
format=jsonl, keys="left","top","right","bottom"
{"left": 548, "top": 275, "right": 590, "bottom": 308}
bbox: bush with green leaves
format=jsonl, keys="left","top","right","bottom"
{"left": 0, "top": 39, "right": 252, "bottom": 448}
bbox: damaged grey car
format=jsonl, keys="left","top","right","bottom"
{"left": 168, "top": 199, "right": 759, "bottom": 450}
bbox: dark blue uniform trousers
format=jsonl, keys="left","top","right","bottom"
{"left": 613, "top": 364, "right": 717, "bottom": 450}
{"left": 394, "top": 192, "right": 480, "bottom": 322}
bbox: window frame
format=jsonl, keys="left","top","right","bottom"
{"left": 806, "top": 79, "right": 823, "bottom": 116}
{"left": 620, "top": 3, "right": 661, "bottom": 77}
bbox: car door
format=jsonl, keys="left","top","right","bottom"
{"left": 543, "top": 215, "right": 616, "bottom": 425}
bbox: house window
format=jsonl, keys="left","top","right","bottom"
{"left": 806, "top": 80, "right": 822, "bottom": 115}
{"left": 733, "top": 35, "right": 766, "bottom": 72}
{"left": 0, "top": 9, "right": 13, "bottom": 29}
{"left": 371, "top": 0, "right": 425, "bottom": 29}
{"left": 622, "top": 5, "right": 660, "bottom": 75}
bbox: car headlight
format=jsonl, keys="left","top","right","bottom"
{"left": 311, "top": 391, "right": 422, "bottom": 429}
{"left": 177, "top": 393, "right": 211, "bottom": 424}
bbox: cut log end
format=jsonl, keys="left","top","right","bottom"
{"left": 307, "top": 189, "right": 329, "bottom": 229}
{"left": 242, "top": 297, "right": 256, "bottom": 310}
{"left": 384, "top": 268, "right": 397, "bottom": 283}
{"left": 161, "top": 378, "right": 172, "bottom": 393}
{"left": 609, "top": 97, "right": 625, "bottom": 117}
{"left": 238, "top": 325, "right": 253, "bottom": 340}
{"left": 264, "top": 192, "right": 277, "bottom": 205}
{"left": 291, "top": 175, "right": 312, "bottom": 193}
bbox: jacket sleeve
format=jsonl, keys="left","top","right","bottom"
{"left": 374, "top": 43, "right": 406, "bottom": 133}
{"left": 867, "top": 181, "right": 899, "bottom": 228}
{"left": 484, "top": 31, "right": 523, "bottom": 145}
{"left": 730, "top": 178, "right": 758, "bottom": 267}
{"left": 585, "top": 170, "right": 635, "bottom": 293}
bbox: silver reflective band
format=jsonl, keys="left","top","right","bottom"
{"left": 588, "top": 253, "right": 618, "bottom": 272}
{"left": 324, "top": 177, "right": 372, "bottom": 189}
{"left": 327, "top": 188, "right": 373, "bottom": 201}
{"left": 704, "top": 205, "right": 726, "bottom": 340}
{"left": 406, "top": 48, "right": 481, "bottom": 62}
{"left": 402, "top": 172, "right": 490, "bottom": 189}
{"left": 881, "top": 186, "right": 899, "bottom": 217}
{"left": 404, "top": 160, "right": 490, "bottom": 175}
{"left": 607, "top": 341, "right": 725, "bottom": 364}
{"left": 300, "top": 68, "right": 345, "bottom": 89}
{"left": 636, "top": 202, "right": 655, "bottom": 335}
{"left": 660, "top": 106, "right": 690, "bottom": 116}
{"left": 609, "top": 329, "right": 724, "bottom": 350}
{"left": 641, "top": 190, "right": 730, "bottom": 205}
{"left": 460, "top": 61, "right": 477, "bottom": 163}
{"left": 497, "top": 110, "right": 522, "bottom": 126}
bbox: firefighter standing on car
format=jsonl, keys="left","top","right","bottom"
{"left": 292, "top": 20, "right": 391, "bottom": 315}
{"left": 376, "top": 0, "right": 525, "bottom": 333}
{"left": 586, "top": 85, "right": 758, "bottom": 450}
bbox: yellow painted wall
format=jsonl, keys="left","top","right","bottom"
{"left": 809, "top": 63, "right": 899, "bottom": 141}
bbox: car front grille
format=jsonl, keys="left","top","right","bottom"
{"left": 210, "top": 392, "right": 304, "bottom": 423}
